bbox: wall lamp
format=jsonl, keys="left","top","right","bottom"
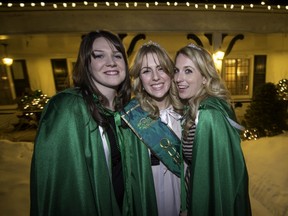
{"left": 1, "top": 43, "right": 13, "bottom": 66}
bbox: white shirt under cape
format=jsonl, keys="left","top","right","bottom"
{"left": 150, "top": 106, "right": 182, "bottom": 216}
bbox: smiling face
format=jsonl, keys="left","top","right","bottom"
{"left": 139, "top": 52, "right": 171, "bottom": 106}
{"left": 90, "top": 37, "right": 126, "bottom": 93}
{"left": 174, "top": 53, "right": 206, "bottom": 100}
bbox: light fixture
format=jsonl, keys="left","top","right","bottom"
{"left": 1, "top": 43, "right": 13, "bottom": 66}
{"left": 213, "top": 50, "right": 225, "bottom": 73}
{"left": 213, "top": 50, "right": 225, "bottom": 60}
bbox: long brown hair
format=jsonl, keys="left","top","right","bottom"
{"left": 73, "top": 30, "right": 131, "bottom": 128}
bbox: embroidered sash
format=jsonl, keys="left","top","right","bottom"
{"left": 121, "top": 99, "right": 181, "bottom": 177}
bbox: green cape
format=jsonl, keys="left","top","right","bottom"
{"left": 185, "top": 97, "right": 251, "bottom": 216}
{"left": 30, "top": 88, "right": 157, "bottom": 216}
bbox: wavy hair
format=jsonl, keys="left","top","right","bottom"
{"left": 175, "top": 44, "right": 231, "bottom": 136}
{"left": 73, "top": 30, "right": 131, "bottom": 128}
{"left": 130, "top": 42, "right": 183, "bottom": 118}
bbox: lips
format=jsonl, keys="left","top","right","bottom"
{"left": 177, "top": 84, "right": 188, "bottom": 89}
{"left": 151, "top": 83, "right": 164, "bottom": 90}
{"left": 104, "top": 70, "right": 119, "bottom": 75}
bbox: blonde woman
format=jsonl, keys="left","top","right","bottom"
{"left": 174, "top": 44, "right": 252, "bottom": 216}
{"left": 121, "top": 41, "right": 183, "bottom": 216}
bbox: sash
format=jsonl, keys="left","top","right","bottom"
{"left": 121, "top": 99, "right": 181, "bottom": 177}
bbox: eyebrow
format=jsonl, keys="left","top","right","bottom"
{"left": 141, "top": 64, "right": 162, "bottom": 70}
{"left": 92, "top": 49, "right": 121, "bottom": 54}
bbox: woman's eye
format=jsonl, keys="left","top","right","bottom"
{"left": 185, "top": 69, "right": 193, "bottom": 74}
{"left": 174, "top": 68, "right": 179, "bottom": 73}
{"left": 114, "top": 54, "right": 123, "bottom": 59}
{"left": 141, "top": 69, "right": 150, "bottom": 74}
{"left": 91, "top": 52, "right": 103, "bottom": 59}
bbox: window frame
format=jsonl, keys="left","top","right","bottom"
{"left": 221, "top": 55, "right": 254, "bottom": 101}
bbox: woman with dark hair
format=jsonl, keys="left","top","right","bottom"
{"left": 174, "top": 44, "right": 251, "bottom": 216}
{"left": 30, "top": 30, "right": 157, "bottom": 216}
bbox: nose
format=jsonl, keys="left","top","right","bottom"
{"left": 174, "top": 71, "right": 183, "bottom": 83}
{"left": 106, "top": 55, "right": 116, "bottom": 67}
{"left": 152, "top": 70, "right": 160, "bottom": 81}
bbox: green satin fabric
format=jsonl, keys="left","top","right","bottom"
{"left": 186, "top": 97, "right": 251, "bottom": 216}
{"left": 121, "top": 99, "right": 181, "bottom": 177}
{"left": 30, "top": 88, "right": 158, "bottom": 216}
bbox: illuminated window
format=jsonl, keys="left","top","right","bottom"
{"left": 222, "top": 58, "right": 250, "bottom": 96}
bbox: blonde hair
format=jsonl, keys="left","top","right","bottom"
{"left": 175, "top": 44, "right": 231, "bottom": 136}
{"left": 130, "top": 42, "right": 183, "bottom": 118}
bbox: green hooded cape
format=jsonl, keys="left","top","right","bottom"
{"left": 186, "top": 96, "right": 252, "bottom": 216}
{"left": 30, "top": 88, "right": 157, "bottom": 216}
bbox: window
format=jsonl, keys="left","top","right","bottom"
{"left": 0, "top": 64, "right": 14, "bottom": 105}
{"left": 51, "top": 59, "right": 70, "bottom": 92}
{"left": 10, "top": 60, "right": 30, "bottom": 97}
{"left": 222, "top": 58, "right": 250, "bottom": 98}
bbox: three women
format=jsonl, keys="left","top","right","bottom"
{"left": 30, "top": 30, "right": 251, "bottom": 215}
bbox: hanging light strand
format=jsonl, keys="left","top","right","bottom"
{"left": 0, "top": 1, "right": 287, "bottom": 12}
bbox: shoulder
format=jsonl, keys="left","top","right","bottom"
{"left": 123, "top": 98, "right": 140, "bottom": 112}
{"left": 197, "top": 97, "right": 229, "bottom": 125}
{"left": 41, "top": 88, "right": 88, "bottom": 120}
{"left": 48, "top": 88, "right": 84, "bottom": 107}
{"left": 199, "top": 96, "right": 233, "bottom": 118}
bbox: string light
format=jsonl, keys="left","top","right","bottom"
{"left": 0, "top": 1, "right": 287, "bottom": 12}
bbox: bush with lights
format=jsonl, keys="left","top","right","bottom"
{"left": 15, "top": 89, "right": 50, "bottom": 129}
{"left": 242, "top": 79, "right": 287, "bottom": 140}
